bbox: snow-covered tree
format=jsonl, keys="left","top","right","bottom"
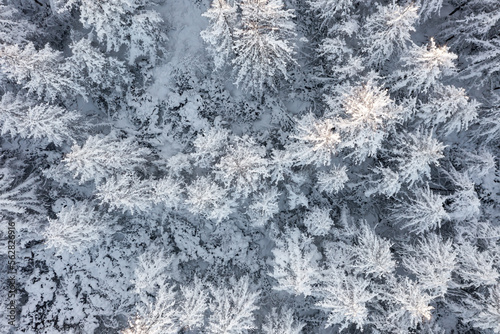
{"left": 96, "top": 174, "right": 181, "bottom": 214}
{"left": 446, "top": 171, "right": 481, "bottom": 222}
{"left": 247, "top": 187, "right": 280, "bottom": 227}
{"left": 152, "top": 177, "right": 184, "bottom": 210}
{"left": 78, "top": 0, "right": 165, "bottom": 64}
{"left": 291, "top": 113, "right": 340, "bottom": 166}
{"left": 364, "top": 166, "right": 401, "bottom": 198}
{"left": 463, "top": 37, "right": 500, "bottom": 88}
{"left": 460, "top": 149, "right": 496, "bottom": 183}
{"left": 67, "top": 37, "right": 131, "bottom": 95}
{"left": 232, "top": 0, "right": 297, "bottom": 93}
{"left": 128, "top": 11, "right": 166, "bottom": 65}
{"left": 416, "top": 0, "right": 444, "bottom": 22}
{"left": 308, "top": 0, "right": 357, "bottom": 28}
{"left": 455, "top": 240, "right": 499, "bottom": 287}
{"left": 192, "top": 126, "right": 230, "bottom": 168}
{"left": 185, "top": 176, "right": 235, "bottom": 222}
{"left": 208, "top": 276, "right": 260, "bottom": 334}
{"left": 418, "top": 85, "right": 480, "bottom": 136}
{"left": 133, "top": 247, "right": 173, "bottom": 295}
{"left": 0, "top": 1, "right": 36, "bottom": 45}
{"left": 317, "top": 274, "right": 375, "bottom": 331}
{"left": 123, "top": 284, "right": 179, "bottom": 334}
{"left": 303, "top": 207, "right": 334, "bottom": 236}
{"left": 361, "top": 3, "right": 418, "bottom": 65}
{"left": 214, "top": 135, "right": 268, "bottom": 196}
{"left": 201, "top": 0, "right": 237, "bottom": 70}
{"left": 270, "top": 227, "right": 322, "bottom": 296}
{"left": 391, "top": 185, "right": 449, "bottom": 234}
{"left": 43, "top": 201, "right": 110, "bottom": 255}
{"left": 317, "top": 164, "right": 348, "bottom": 193}
{"left": 96, "top": 173, "right": 155, "bottom": 214}
{"left": 78, "top": 0, "right": 135, "bottom": 53}
{"left": 177, "top": 278, "right": 208, "bottom": 331}
{"left": 353, "top": 224, "right": 395, "bottom": 278}
{"left": 63, "top": 133, "right": 150, "bottom": 184}
{"left": 393, "top": 38, "right": 457, "bottom": 93}
{"left": 473, "top": 285, "right": 500, "bottom": 333}
{"left": 0, "top": 92, "right": 84, "bottom": 145}
{"left": 0, "top": 166, "right": 40, "bottom": 215}
{"left": 394, "top": 129, "right": 445, "bottom": 186}
{"left": 319, "top": 36, "right": 364, "bottom": 81}
{"left": 335, "top": 79, "right": 402, "bottom": 162}
{"left": 262, "top": 307, "right": 304, "bottom": 334}
{"left": 0, "top": 43, "right": 86, "bottom": 101}
{"left": 389, "top": 278, "right": 435, "bottom": 329}
{"left": 402, "top": 235, "right": 456, "bottom": 297}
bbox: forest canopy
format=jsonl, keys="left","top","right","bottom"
{"left": 0, "top": 0, "right": 500, "bottom": 333}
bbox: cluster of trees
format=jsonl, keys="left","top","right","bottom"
{"left": 0, "top": 0, "right": 499, "bottom": 333}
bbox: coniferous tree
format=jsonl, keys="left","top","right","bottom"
{"left": 232, "top": 0, "right": 297, "bottom": 93}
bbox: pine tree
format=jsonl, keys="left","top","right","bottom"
{"left": 416, "top": 0, "right": 444, "bottom": 22}
{"left": 0, "top": 43, "right": 86, "bottom": 101}
{"left": 317, "top": 164, "right": 349, "bottom": 194}
{"left": 389, "top": 278, "right": 435, "bottom": 329}
{"left": 0, "top": 1, "right": 36, "bottom": 45}
{"left": 79, "top": 0, "right": 136, "bottom": 53}
{"left": 208, "top": 276, "right": 260, "bottom": 334}
{"left": 308, "top": 0, "right": 356, "bottom": 28}
{"left": 0, "top": 164, "right": 40, "bottom": 215}
{"left": 393, "top": 38, "right": 457, "bottom": 93}
{"left": 247, "top": 187, "right": 280, "bottom": 227}
{"left": 303, "top": 207, "right": 334, "bottom": 236}
{"left": 335, "top": 79, "right": 402, "bottom": 163}
{"left": 364, "top": 166, "right": 401, "bottom": 198}
{"left": 262, "top": 307, "right": 304, "bottom": 334}
{"left": 391, "top": 185, "right": 449, "bottom": 234}
{"left": 0, "top": 92, "right": 84, "bottom": 146}
{"left": 185, "top": 176, "right": 236, "bottom": 222}
{"left": 353, "top": 224, "right": 395, "bottom": 278}
{"left": 455, "top": 240, "right": 499, "bottom": 287}
{"left": 361, "top": 3, "right": 418, "bottom": 65}
{"left": 201, "top": 0, "right": 237, "bottom": 70}
{"left": 394, "top": 129, "right": 445, "bottom": 186}
{"left": 128, "top": 11, "right": 166, "bottom": 65}
{"left": 232, "top": 0, "right": 297, "bottom": 93}
{"left": 446, "top": 170, "right": 481, "bottom": 222}
{"left": 291, "top": 113, "right": 340, "bottom": 166}
{"left": 67, "top": 37, "right": 131, "bottom": 97}
{"left": 418, "top": 85, "right": 480, "bottom": 136}
{"left": 316, "top": 274, "right": 375, "bottom": 331}
{"left": 96, "top": 173, "right": 155, "bottom": 214}
{"left": 269, "top": 227, "right": 321, "bottom": 296}
{"left": 43, "top": 201, "right": 109, "bottom": 255}
{"left": 177, "top": 278, "right": 208, "bottom": 331}
{"left": 402, "top": 235, "right": 456, "bottom": 297}
{"left": 214, "top": 135, "right": 268, "bottom": 196}
{"left": 63, "top": 133, "right": 150, "bottom": 184}
{"left": 123, "top": 284, "right": 179, "bottom": 334}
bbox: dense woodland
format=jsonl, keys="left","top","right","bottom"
{"left": 0, "top": 0, "right": 500, "bottom": 333}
